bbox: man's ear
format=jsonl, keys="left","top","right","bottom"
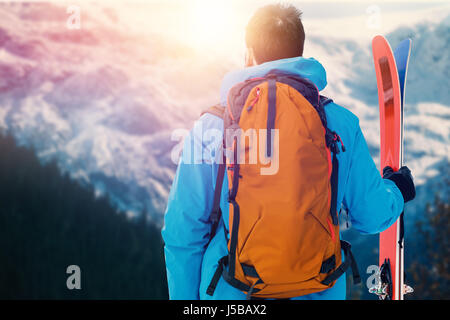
{"left": 245, "top": 47, "right": 256, "bottom": 67}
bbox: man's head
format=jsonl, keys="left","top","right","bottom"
{"left": 245, "top": 3, "right": 305, "bottom": 66}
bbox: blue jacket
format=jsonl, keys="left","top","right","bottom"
{"left": 162, "top": 57, "right": 404, "bottom": 300}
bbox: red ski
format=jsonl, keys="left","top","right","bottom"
{"left": 371, "top": 35, "right": 403, "bottom": 300}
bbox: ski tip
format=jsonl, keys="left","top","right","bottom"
{"left": 372, "top": 35, "right": 391, "bottom": 54}
{"left": 372, "top": 35, "right": 385, "bottom": 45}
{"left": 372, "top": 35, "right": 384, "bottom": 55}
{"left": 396, "top": 38, "right": 412, "bottom": 50}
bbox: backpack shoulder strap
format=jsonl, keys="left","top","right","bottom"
{"left": 200, "top": 104, "right": 225, "bottom": 119}
{"left": 203, "top": 104, "right": 225, "bottom": 246}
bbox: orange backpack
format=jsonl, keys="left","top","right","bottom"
{"left": 205, "top": 74, "right": 360, "bottom": 299}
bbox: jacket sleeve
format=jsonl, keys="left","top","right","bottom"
{"left": 342, "top": 125, "right": 404, "bottom": 234}
{"left": 161, "top": 117, "right": 220, "bottom": 299}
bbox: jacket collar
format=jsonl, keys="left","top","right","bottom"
{"left": 220, "top": 56, "right": 328, "bottom": 106}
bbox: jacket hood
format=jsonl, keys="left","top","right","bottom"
{"left": 220, "top": 56, "right": 328, "bottom": 106}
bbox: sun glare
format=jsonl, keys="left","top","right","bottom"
{"left": 186, "top": 0, "right": 240, "bottom": 51}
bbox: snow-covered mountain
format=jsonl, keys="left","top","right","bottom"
{"left": 0, "top": 2, "right": 232, "bottom": 223}
{"left": 0, "top": 2, "right": 448, "bottom": 227}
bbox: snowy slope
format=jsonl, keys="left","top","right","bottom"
{"left": 0, "top": 2, "right": 233, "bottom": 222}
{"left": 0, "top": 2, "right": 448, "bottom": 226}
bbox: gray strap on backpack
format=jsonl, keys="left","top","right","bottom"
{"left": 200, "top": 104, "right": 225, "bottom": 119}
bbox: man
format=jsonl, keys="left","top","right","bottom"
{"left": 162, "top": 3, "right": 415, "bottom": 300}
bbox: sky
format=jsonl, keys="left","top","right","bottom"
{"left": 95, "top": 0, "right": 449, "bottom": 61}
{"left": 5, "top": 0, "right": 446, "bottom": 55}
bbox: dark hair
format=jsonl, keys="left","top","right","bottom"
{"left": 245, "top": 4, "right": 305, "bottom": 64}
